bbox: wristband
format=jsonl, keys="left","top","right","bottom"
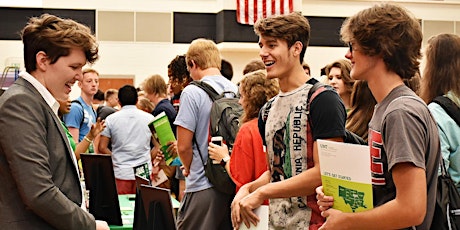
{"left": 84, "top": 136, "right": 93, "bottom": 143}
{"left": 222, "top": 156, "right": 230, "bottom": 165}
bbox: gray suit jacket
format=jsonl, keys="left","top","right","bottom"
{"left": 0, "top": 77, "right": 95, "bottom": 229}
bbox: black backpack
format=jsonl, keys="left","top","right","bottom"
{"left": 71, "top": 100, "right": 86, "bottom": 129}
{"left": 191, "top": 80, "right": 243, "bottom": 195}
{"left": 259, "top": 81, "right": 366, "bottom": 146}
{"left": 430, "top": 95, "right": 460, "bottom": 230}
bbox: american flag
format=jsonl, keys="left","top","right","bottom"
{"left": 236, "top": 0, "right": 294, "bottom": 25}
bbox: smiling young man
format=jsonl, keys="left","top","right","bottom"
{"left": 316, "top": 4, "right": 440, "bottom": 230}
{"left": 0, "top": 14, "right": 108, "bottom": 230}
{"left": 230, "top": 12, "right": 346, "bottom": 230}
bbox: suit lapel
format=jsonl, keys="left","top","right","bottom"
{"left": 18, "top": 78, "right": 80, "bottom": 173}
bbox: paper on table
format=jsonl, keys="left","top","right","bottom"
{"left": 239, "top": 205, "right": 268, "bottom": 230}
{"left": 317, "top": 139, "right": 373, "bottom": 213}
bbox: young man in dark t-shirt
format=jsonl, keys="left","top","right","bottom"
{"left": 231, "top": 13, "right": 346, "bottom": 230}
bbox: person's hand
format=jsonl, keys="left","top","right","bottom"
{"left": 166, "top": 141, "right": 178, "bottom": 158}
{"left": 238, "top": 188, "right": 264, "bottom": 228}
{"left": 318, "top": 208, "right": 348, "bottom": 230}
{"left": 152, "top": 150, "right": 166, "bottom": 167}
{"left": 316, "top": 186, "right": 334, "bottom": 212}
{"left": 96, "top": 220, "right": 109, "bottom": 230}
{"left": 208, "top": 142, "right": 229, "bottom": 163}
{"left": 181, "top": 165, "right": 189, "bottom": 177}
{"left": 88, "top": 118, "right": 106, "bottom": 139}
{"left": 231, "top": 184, "right": 251, "bottom": 229}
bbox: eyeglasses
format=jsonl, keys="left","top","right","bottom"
{"left": 348, "top": 42, "right": 353, "bottom": 53}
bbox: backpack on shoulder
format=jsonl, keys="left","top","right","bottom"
{"left": 259, "top": 81, "right": 366, "bottom": 146}
{"left": 430, "top": 95, "right": 460, "bottom": 230}
{"left": 71, "top": 100, "right": 85, "bottom": 129}
{"left": 191, "top": 80, "right": 243, "bottom": 195}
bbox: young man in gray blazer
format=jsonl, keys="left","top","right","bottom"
{"left": 0, "top": 14, "right": 109, "bottom": 230}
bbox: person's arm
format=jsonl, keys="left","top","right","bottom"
{"left": 68, "top": 127, "right": 80, "bottom": 143}
{"left": 319, "top": 163, "right": 426, "bottom": 230}
{"left": 176, "top": 126, "right": 193, "bottom": 176}
{"left": 74, "top": 135, "right": 92, "bottom": 160}
{"left": 74, "top": 118, "right": 105, "bottom": 159}
{"left": 208, "top": 142, "right": 232, "bottom": 176}
{"left": 98, "top": 135, "right": 112, "bottom": 155}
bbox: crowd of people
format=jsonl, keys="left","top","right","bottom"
{"left": 1, "top": 2, "right": 460, "bottom": 230}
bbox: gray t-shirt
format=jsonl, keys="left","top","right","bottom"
{"left": 368, "top": 85, "right": 440, "bottom": 230}
{"left": 174, "top": 75, "right": 238, "bottom": 193}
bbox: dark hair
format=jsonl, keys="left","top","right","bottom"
{"left": 254, "top": 12, "right": 310, "bottom": 64}
{"left": 93, "top": 89, "right": 105, "bottom": 101}
{"left": 302, "top": 63, "right": 311, "bottom": 75}
{"left": 21, "top": 14, "right": 98, "bottom": 73}
{"left": 221, "top": 59, "right": 233, "bottom": 81}
{"left": 118, "top": 85, "right": 138, "bottom": 106}
{"left": 168, "top": 55, "right": 191, "bottom": 84}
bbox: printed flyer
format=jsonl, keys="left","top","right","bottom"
{"left": 318, "top": 139, "right": 373, "bottom": 213}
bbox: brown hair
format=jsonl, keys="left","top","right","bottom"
{"left": 420, "top": 33, "right": 460, "bottom": 103}
{"left": 340, "top": 3, "right": 422, "bottom": 79}
{"left": 325, "top": 59, "right": 354, "bottom": 95}
{"left": 346, "top": 80, "right": 376, "bottom": 141}
{"left": 105, "top": 88, "right": 118, "bottom": 100}
{"left": 254, "top": 12, "right": 310, "bottom": 64}
{"left": 137, "top": 97, "right": 155, "bottom": 113}
{"left": 239, "top": 70, "right": 279, "bottom": 122}
{"left": 243, "top": 59, "right": 265, "bottom": 75}
{"left": 21, "top": 14, "right": 98, "bottom": 73}
{"left": 404, "top": 71, "right": 421, "bottom": 96}
{"left": 142, "top": 74, "right": 168, "bottom": 97}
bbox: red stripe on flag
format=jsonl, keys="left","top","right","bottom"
{"left": 280, "top": 0, "right": 284, "bottom": 14}
{"left": 236, "top": 0, "right": 241, "bottom": 23}
{"left": 271, "top": 0, "right": 276, "bottom": 15}
{"left": 253, "top": 0, "right": 258, "bottom": 26}
{"left": 262, "top": 0, "right": 267, "bottom": 18}
{"left": 244, "top": 0, "right": 249, "bottom": 24}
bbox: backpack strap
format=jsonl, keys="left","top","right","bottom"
{"left": 192, "top": 135, "right": 206, "bottom": 167}
{"left": 71, "top": 100, "right": 85, "bottom": 129}
{"left": 258, "top": 80, "right": 330, "bottom": 147}
{"left": 190, "top": 81, "right": 220, "bottom": 102}
{"left": 432, "top": 95, "right": 460, "bottom": 127}
{"left": 306, "top": 82, "right": 333, "bottom": 130}
{"left": 258, "top": 95, "right": 277, "bottom": 146}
